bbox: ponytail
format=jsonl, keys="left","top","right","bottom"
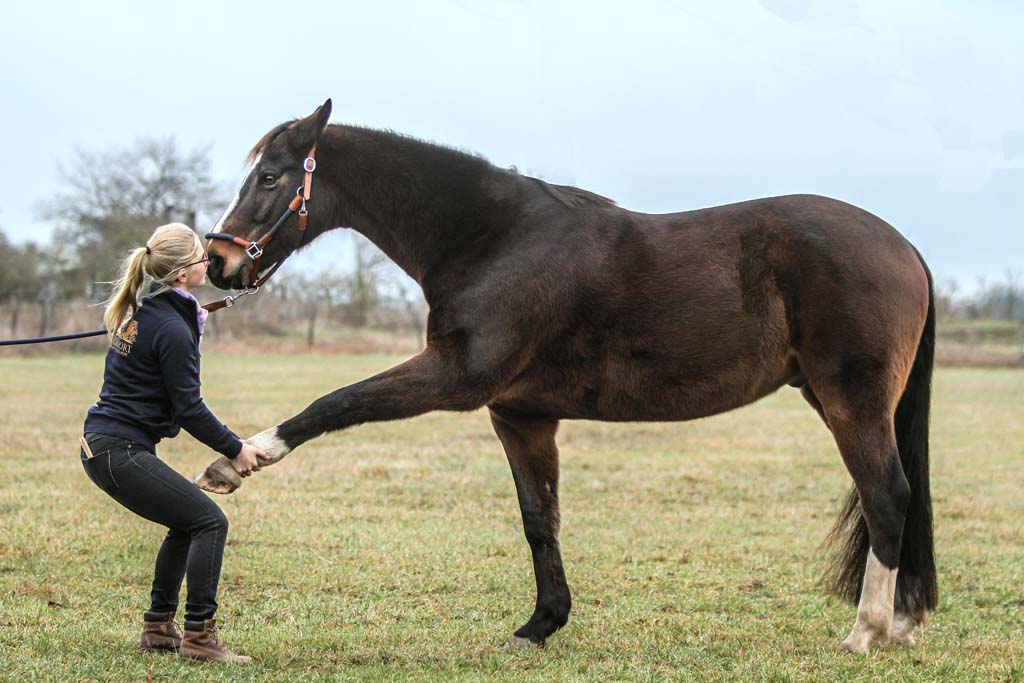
{"left": 103, "top": 247, "right": 150, "bottom": 342}
{"left": 101, "top": 223, "right": 202, "bottom": 343}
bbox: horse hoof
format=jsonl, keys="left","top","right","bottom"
{"left": 504, "top": 635, "right": 542, "bottom": 649}
{"left": 839, "top": 628, "right": 888, "bottom": 654}
{"left": 891, "top": 611, "right": 924, "bottom": 647}
{"left": 891, "top": 632, "right": 916, "bottom": 647}
{"left": 194, "top": 456, "right": 241, "bottom": 494}
{"left": 838, "top": 638, "right": 870, "bottom": 655}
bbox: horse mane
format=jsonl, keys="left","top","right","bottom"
{"left": 249, "top": 121, "right": 615, "bottom": 209}
{"left": 247, "top": 120, "right": 295, "bottom": 163}
{"left": 354, "top": 126, "right": 496, "bottom": 173}
{"left": 360, "top": 128, "right": 618, "bottom": 209}
{"left": 530, "top": 178, "right": 617, "bottom": 209}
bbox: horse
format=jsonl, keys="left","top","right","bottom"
{"left": 196, "top": 99, "right": 936, "bottom": 654}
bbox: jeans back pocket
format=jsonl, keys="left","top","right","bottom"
{"left": 81, "top": 436, "right": 122, "bottom": 492}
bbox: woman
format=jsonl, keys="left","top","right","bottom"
{"left": 81, "top": 223, "right": 269, "bottom": 664}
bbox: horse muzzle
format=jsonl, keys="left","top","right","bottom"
{"left": 206, "top": 251, "right": 250, "bottom": 291}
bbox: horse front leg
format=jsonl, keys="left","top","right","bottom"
{"left": 195, "top": 350, "right": 486, "bottom": 493}
{"left": 489, "top": 406, "right": 571, "bottom": 647}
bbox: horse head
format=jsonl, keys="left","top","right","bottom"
{"left": 206, "top": 98, "right": 332, "bottom": 290}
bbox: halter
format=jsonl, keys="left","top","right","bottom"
{"left": 203, "top": 145, "right": 317, "bottom": 311}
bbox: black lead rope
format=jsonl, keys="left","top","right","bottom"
{"left": 4, "top": 205, "right": 301, "bottom": 346}
{"left": 4, "top": 211, "right": 303, "bottom": 345}
{"left": 6, "top": 146, "right": 317, "bottom": 346}
{"left": 0, "top": 329, "right": 108, "bottom": 347}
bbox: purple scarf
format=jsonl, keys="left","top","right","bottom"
{"left": 171, "top": 287, "right": 208, "bottom": 340}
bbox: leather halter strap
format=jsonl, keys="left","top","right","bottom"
{"left": 205, "top": 144, "right": 317, "bottom": 291}
{"left": 200, "top": 258, "right": 288, "bottom": 312}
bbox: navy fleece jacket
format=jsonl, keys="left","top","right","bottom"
{"left": 84, "top": 286, "right": 243, "bottom": 458}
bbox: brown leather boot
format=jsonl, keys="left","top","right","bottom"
{"left": 139, "top": 610, "right": 183, "bottom": 652}
{"left": 179, "top": 619, "right": 251, "bottom": 663}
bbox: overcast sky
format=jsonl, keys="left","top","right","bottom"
{"left": 1, "top": 0, "right": 1020, "bottom": 291}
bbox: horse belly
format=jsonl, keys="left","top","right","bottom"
{"left": 600, "top": 353, "right": 795, "bottom": 421}
{"left": 497, "top": 330, "right": 797, "bottom": 422}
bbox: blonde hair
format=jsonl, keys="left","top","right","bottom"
{"left": 103, "top": 223, "right": 203, "bottom": 342}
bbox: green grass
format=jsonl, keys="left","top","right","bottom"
{"left": 1, "top": 354, "right": 1022, "bottom": 682}
{"left": 938, "top": 319, "right": 1022, "bottom": 335}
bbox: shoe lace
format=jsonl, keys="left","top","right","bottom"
{"left": 206, "top": 622, "right": 224, "bottom": 646}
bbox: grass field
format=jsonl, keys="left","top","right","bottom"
{"left": 0, "top": 354, "right": 1021, "bottom": 682}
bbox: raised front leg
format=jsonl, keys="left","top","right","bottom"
{"left": 489, "top": 406, "right": 571, "bottom": 647}
{"left": 196, "top": 351, "right": 488, "bottom": 493}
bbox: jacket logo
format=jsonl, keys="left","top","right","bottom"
{"left": 118, "top": 320, "right": 138, "bottom": 344}
{"left": 112, "top": 319, "right": 138, "bottom": 356}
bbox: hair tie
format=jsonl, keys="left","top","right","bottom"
{"left": 145, "top": 246, "right": 151, "bottom": 256}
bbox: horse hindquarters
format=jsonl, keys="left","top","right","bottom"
{"left": 823, "top": 263, "right": 937, "bottom": 652}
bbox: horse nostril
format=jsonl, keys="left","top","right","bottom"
{"left": 208, "top": 253, "right": 224, "bottom": 277}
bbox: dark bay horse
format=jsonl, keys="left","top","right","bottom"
{"left": 196, "top": 99, "right": 936, "bottom": 654}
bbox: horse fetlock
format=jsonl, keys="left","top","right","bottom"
{"left": 539, "top": 597, "right": 571, "bottom": 629}
{"left": 194, "top": 456, "right": 242, "bottom": 495}
{"left": 512, "top": 600, "right": 570, "bottom": 646}
{"left": 246, "top": 427, "right": 291, "bottom": 465}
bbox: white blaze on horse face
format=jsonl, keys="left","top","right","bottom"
{"left": 212, "top": 153, "right": 262, "bottom": 233}
{"left": 840, "top": 549, "right": 898, "bottom": 654}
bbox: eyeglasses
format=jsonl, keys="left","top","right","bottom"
{"left": 184, "top": 255, "right": 210, "bottom": 268}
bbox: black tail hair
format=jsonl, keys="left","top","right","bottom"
{"left": 827, "top": 254, "right": 938, "bottom": 615}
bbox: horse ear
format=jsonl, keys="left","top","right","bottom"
{"left": 289, "top": 98, "right": 333, "bottom": 153}
{"left": 316, "top": 98, "right": 332, "bottom": 131}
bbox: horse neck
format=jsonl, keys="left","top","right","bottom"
{"left": 315, "top": 125, "right": 506, "bottom": 282}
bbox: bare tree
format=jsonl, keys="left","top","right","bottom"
{"left": 0, "top": 229, "right": 62, "bottom": 336}
{"left": 271, "top": 267, "right": 350, "bottom": 348}
{"left": 344, "top": 233, "right": 390, "bottom": 327}
{"left": 40, "top": 137, "right": 227, "bottom": 298}
{"left": 395, "top": 279, "right": 427, "bottom": 347}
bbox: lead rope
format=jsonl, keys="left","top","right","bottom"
{"left": 0, "top": 287, "right": 273, "bottom": 346}
{"left": 4, "top": 146, "right": 319, "bottom": 345}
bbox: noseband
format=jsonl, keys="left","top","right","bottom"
{"left": 203, "top": 145, "right": 317, "bottom": 309}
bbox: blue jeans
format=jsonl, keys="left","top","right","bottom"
{"left": 81, "top": 433, "right": 228, "bottom": 622}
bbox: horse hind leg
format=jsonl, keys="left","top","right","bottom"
{"left": 489, "top": 406, "right": 571, "bottom": 647}
{"left": 824, "top": 406, "right": 911, "bottom": 654}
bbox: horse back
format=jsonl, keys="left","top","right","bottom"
{"left": 428, "top": 192, "right": 928, "bottom": 422}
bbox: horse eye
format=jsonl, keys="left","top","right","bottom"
{"left": 260, "top": 173, "right": 278, "bottom": 187}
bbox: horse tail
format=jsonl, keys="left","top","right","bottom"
{"left": 828, "top": 251, "right": 938, "bottom": 615}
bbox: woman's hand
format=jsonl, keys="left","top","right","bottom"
{"left": 230, "top": 442, "right": 272, "bottom": 477}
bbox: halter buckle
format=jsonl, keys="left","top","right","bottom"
{"left": 303, "top": 157, "right": 317, "bottom": 173}
{"left": 244, "top": 242, "right": 264, "bottom": 260}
